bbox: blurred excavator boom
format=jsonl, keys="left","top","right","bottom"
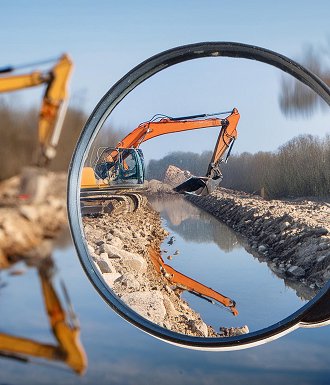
{"left": 0, "top": 54, "right": 73, "bottom": 166}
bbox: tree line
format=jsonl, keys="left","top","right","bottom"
{"left": 0, "top": 98, "right": 122, "bottom": 181}
{"left": 0, "top": 99, "right": 86, "bottom": 180}
{"left": 146, "top": 134, "right": 330, "bottom": 199}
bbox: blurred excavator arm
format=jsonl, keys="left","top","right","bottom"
{"left": 0, "top": 260, "right": 87, "bottom": 374}
{"left": 0, "top": 54, "right": 73, "bottom": 166}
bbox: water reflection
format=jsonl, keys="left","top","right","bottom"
{"left": 80, "top": 187, "right": 316, "bottom": 334}
{"left": 149, "top": 195, "right": 241, "bottom": 252}
{"left": 148, "top": 195, "right": 310, "bottom": 332}
{"left": 0, "top": 239, "right": 87, "bottom": 374}
{"left": 2, "top": 233, "right": 329, "bottom": 385}
{"left": 151, "top": 195, "right": 317, "bottom": 300}
{"left": 81, "top": 189, "right": 242, "bottom": 337}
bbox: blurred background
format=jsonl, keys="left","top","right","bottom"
{"left": 1, "top": 0, "right": 329, "bottom": 181}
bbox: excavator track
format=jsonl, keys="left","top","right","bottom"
{"left": 80, "top": 191, "right": 147, "bottom": 217}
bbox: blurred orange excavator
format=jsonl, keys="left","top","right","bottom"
{"left": 0, "top": 54, "right": 73, "bottom": 202}
{"left": 0, "top": 54, "right": 73, "bottom": 167}
{"left": 0, "top": 257, "right": 87, "bottom": 374}
{"left": 81, "top": 108, "right": 240, "bottom": 196}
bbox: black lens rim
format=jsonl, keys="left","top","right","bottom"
{"left": 68, "top": 42, "right": 330, "bottom": 350}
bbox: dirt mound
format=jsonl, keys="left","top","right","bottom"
{"left": 147, "top": 179, "right": 173, "bottom": 194}
{"left": 0, "top": 171, "right": 67, "bottom": 267}
{"left": 163, "top": 165, "right": 191, "bottom": 187}
{"left": 145, "top": 165, "right": 191, "bottom": 195}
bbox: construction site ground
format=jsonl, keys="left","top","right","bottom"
{"left": 0, "top": 171, "right": 67, "bottom": 268}
{"left": 1, "top": 167, "right": 329, "bottom": 337}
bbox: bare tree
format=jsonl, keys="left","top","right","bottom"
{"left": 147, "top": 134, "right": 329, "bottom": 199}
{"left": 279, "top": 45, "right": 330, "bottom": 117}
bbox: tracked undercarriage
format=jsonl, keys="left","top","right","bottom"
{"left": 80, "top": 187, "right": 148, "bottom": 217}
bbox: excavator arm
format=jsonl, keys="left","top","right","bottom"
{"left": 206, "top": 108, "right": 239, "bottom": 179}
{"left": 0, "top": 54, "right": 73, "bottom": 166}
{"left": 149, "top": 247, "right": 238, "bottom": 316}
{"left": 0, "top": 71, "right": 47, "bottom": 91}
{"left": 38, "top": 54, "right": 73, "bottom": 165}
{"left": 114, "top": 108, "right": 239, "bottom": 168}
{"left": 81, "top": 108, "right": 239, "bottom": 195}
{"left": 0, "top": 259, "right": 87, "bottom": 374}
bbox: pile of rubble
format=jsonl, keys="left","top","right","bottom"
{"left": 0, "top": 171, "right": 67, "bottom": 267}
{"left": 145, "top": 165, "right": 189, "bottom": 194}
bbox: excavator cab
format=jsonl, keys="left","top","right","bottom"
{"left": 94, "top": 147, "right": 145, "bottom": 186}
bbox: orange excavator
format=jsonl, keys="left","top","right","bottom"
{"left": 149, "top": 247, "right": 238, "bottom": 316}
{"left": 0, "top": 54, "right": 73, "bottom": 202}
{"left": 81, "top": 108, "right": 240, "bottom": 196}
{"left": 0, "top": 54, "right": 73, "bottom": 166}
{"left": 0, "top": 257, "right": 87, "bottom": 374}
{"left": 80, "top": 108, "right": 240, "bottom": 317}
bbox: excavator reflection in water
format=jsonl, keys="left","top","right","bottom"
{"left": 0, "top": 255, "right": 87, "bottom": 374}
{"left": 149, "top": 248, "right": 238, "bottom": 316}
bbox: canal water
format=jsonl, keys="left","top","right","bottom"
{"left": 149, "top": 196, "right": 310, "bottom": 333}
{"left": 1, "top": 223, "right": 330, "bottom": 384}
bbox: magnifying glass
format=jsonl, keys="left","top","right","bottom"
{"left": 68, "top": 42, "right": 330, "bottom": 350}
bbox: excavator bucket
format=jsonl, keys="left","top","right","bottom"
{"left": 173, "top": 177, "right": 217, "bottom": 196}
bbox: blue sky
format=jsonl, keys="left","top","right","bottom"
{"left": 1, "top": 0, "right": 329, "bottom": 160}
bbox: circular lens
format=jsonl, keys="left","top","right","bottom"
{"left": 68, "top": 42, "right": 330, "bottom": 349}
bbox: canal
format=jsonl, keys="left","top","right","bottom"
{"left": 1, "top": 222, "right": 330, "bottom": 384}
{"left": 149, "top": 196, "right": 309, "bottom": 333}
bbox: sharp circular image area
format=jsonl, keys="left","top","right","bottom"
{"left": 69, "top": 42, "right": 330, "bottom": 349}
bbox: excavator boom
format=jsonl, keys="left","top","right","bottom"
{"left": 117, "top": 117, "right": 223, "bottom": 148}
{"left": 0, "top": 71, "right": 46, "bottom": 92}
{"left": 114, "top": 108, "right": 239, "bottom": 168}
{"left": 149, "top": 247, "right": 238, "bottom": 316}
{"left": 0, "top": 259, "right": 87, "bottom": 374}
{"left": 0, "top": 54, "right": 73, "bottom": 166}
{"left": 81, "top": 108, "right": 239, "bottom": 195}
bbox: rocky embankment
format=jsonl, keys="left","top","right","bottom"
{"left": 0, "top": 170, "right": 67, "bottom": 268}
{"left": 186, "top": 189, "right": 330, "bottom": 294}
{"left": 83, "top": 202, "right": 247, "bottom": 337}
